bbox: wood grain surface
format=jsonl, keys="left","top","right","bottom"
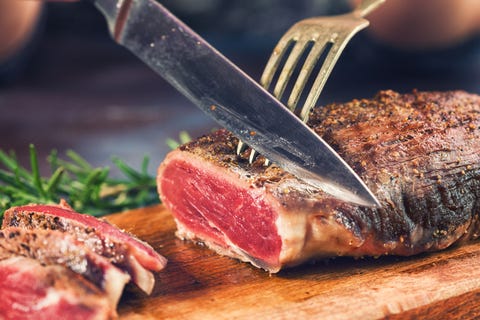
{"left": 106, "top": 205, "right": 480, "bottom": 320}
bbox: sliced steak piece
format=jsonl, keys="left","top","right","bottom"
{"left": 3, "top": 202, "right": 167, "bottom": 294}
{"left": 0, "top": 256, "right": 115, "bottom": 320}
{"left": 0, "top": 227, "right": 130, "bottom": 308}
{"left": 157, "top": 90, "right": 480, "bottom": 273}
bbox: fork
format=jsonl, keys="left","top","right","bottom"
{"left": 237, "top": 0, "right": 385, "bottom": 164}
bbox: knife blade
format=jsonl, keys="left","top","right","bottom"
{"left": 92, "top": 0, "right": 380, "bottom": 207}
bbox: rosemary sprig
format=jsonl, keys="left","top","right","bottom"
{"left": 166, "top": 131, "right": 192, "bottom": 150}
{"left": 0, "top": 145, "right": 159, "bottom": 218}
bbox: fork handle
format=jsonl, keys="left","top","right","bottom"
{"left": 355, "top": 0, "right": 385, "bottom": 17}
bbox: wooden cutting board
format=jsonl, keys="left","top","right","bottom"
{"left": 106, "top": 205, "right": 480, "bottom": 319}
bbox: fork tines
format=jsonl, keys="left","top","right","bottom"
{"left": 237, "top": 0, "right": 385, "bottom": 164}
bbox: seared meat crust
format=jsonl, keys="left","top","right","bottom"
{"left": 172, "top": 90, "right": 480, "bottom": 258}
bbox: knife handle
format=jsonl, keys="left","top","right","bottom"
{"left": 91, "top": 0, "right": 135, "bottom": 41}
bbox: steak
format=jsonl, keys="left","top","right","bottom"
{"left": 0, "top": 256, "right": 115, "bottom": 320}
{"left": 0, "top": 227, "right": 130, "bottom": 308}
{"left": 157, "top": 90, "right": 480, "bottom": 272}
{"left": 2, "top": 202, "right": 167, "bottom": 294}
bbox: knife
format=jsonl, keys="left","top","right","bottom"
{"left": 91, "top": 0, "right": 380, "bottom": 207}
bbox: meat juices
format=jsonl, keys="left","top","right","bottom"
{"left": 157, "top": 90, "right": 480, "bottom": 272}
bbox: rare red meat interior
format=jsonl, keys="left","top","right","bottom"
{"left": 157, "top": 90, "right": 480, "bottom": 272}
{"left": 0, "top": 256, "right": 115, "bottom": 320}
{"left": 3, "top": 202, "right": 167, "bottom": 294}
{"left": 0, "top": 203, "right": 167, "bottom": 318}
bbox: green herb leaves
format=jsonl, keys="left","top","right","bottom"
{"left": 166, "top": 131, "right": 192, "bottom": 150}
{"left": 0, "top": 145, "right": 159, "bottom": 218}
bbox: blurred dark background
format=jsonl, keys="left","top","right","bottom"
{"left": 0, "top": 0, "right": 479, "bottom": 176}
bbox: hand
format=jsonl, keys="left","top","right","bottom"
{"left": 0, "top": 1, "right": 45, "bottom": 62}
{"left": 0, "top": 0, "right": 77, "bottom": 63}
{"left": 351, "top": 0, "right": 480, "bottom": 50}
